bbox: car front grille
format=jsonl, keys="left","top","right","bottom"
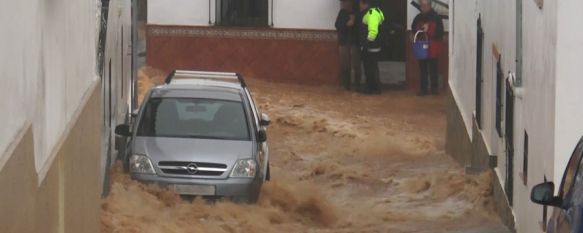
{"left": 158, "top": 161, "right": 228, "bottom": 176}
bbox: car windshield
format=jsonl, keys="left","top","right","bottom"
{"left": 137, "top": 98, "right": 250, "bottom": 141}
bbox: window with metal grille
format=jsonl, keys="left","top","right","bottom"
{"left": 522, "top": 131, "right": 529, "bottom": 185}
{"left": 97, "top": 0, "right": 110, "bottom": 77}
{"left": 216, "top": 0, "right": 269, "bottom": 27}
{"left": 505, "top": 77, "right": 515, "bottom": 206}
{"left": 120, "top": 26, "right": 124, "bottom": 99}
{"left": 495, "top": 59, "right": 503, "bottom": 137}
{"left": 475, "top": 16, "right": 484, "bottom": 129}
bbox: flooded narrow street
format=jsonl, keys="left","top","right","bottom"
{"left": 101, "top": 70, "right": 508, "bottom": 233}
{"left": 2, "top": 1, "right": 581, "bottom": 232}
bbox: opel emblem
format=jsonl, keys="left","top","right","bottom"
{"left": 186, "top": 163, "right": 199, "bottom": 174}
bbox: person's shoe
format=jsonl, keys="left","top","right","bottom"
{"left": 431, "top": 89, "right": 439, "bottom": 96}
{"left": 417, "top": 91, "right": 428, "bottom": 96}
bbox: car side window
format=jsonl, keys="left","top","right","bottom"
{"left": 560, "top": 141, "right": 583, "bottom": 200}
{"left": 572, "top": 144, "right": 583, "bottom": 194}
{"left": 250, "top": 97, "right": 261, "bottom": 123}
{"left": 244, "top": 89, "right": 260, "bottom": 127}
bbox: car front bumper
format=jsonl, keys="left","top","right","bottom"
{"left": 131, "top": 173, "right": 263, "bottom": 202}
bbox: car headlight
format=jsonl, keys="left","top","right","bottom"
{"left": 230, "top": 159, "right": 257, "bottom": 178}
{"left": 129, "top": 154, "right": 156, "bottom": 174}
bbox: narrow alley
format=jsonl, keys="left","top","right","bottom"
{"left": 101, "top": 71, "right": 510, "bottom": 233}
{"left": 4, "top": 0, "right": 583, "bottom": 233}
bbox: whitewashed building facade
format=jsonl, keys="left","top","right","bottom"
{"left": 0, "top": 0, "right": 132, "bottom": 232}
{"left": 144, "top": 0, "right": 423, "bottom": 86}
{"left": 446, "top": 0, "right": 583, "bottom": 232}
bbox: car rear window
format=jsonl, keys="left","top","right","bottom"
{"left": 137, "top": 98, "right": 250, "bottom": 141}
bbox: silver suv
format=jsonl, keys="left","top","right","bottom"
{"left": 115, "top": 70, "right": 270, "bottom": 203}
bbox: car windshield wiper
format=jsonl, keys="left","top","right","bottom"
{"left": 140, "top": 134, "right": 249, "bottom": 141}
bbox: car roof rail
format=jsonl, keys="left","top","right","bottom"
{"left": 164, "top": 70, "right": 247, "bottom": 88}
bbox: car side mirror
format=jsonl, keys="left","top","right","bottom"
{"left": 257, "top": 129, "right": 267, "bottom": 143}
{"left": 531, "top": 182, "right": 561, "bottom": 207}
{"left": 260, "top": 113, "right": 271, "bottom": 126}
{"left": 115, "top": 124, "right": 132, "bottom": 137}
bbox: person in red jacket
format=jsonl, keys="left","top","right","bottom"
{"left": 412, "top": 0, "right": 444, "bottom": 96}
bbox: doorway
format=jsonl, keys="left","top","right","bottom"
{"left": 377, "top": 0, "right": 408, "bottom": 85}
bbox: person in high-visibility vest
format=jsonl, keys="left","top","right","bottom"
{"left": 359, "top": 0, "right": 384, "bottom": 95}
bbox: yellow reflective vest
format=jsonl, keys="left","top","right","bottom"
{"left": 362, "top": 8, "right": 385, "bottom": 42}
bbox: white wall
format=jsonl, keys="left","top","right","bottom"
{"left": 37, "top": 0, "right": 102, "bottom": 176}
{"left": 100, "top": 0, "right": 133, "bottom": 190}
{"left": 478, "top": 0, "right": 517, "bottom": 177}
{"left": 0, "top": 0, "right": 131, "bottom": 187}
{"left": 450, "top": 0, "right": 568, "bottom": 232}
{"left": 148, "top": 0, "right": 338, "bottom": 30}
{"left": 448, "top": 0, "right": 477, "bottom": 139}
{"left": 513, "top": 1, "right": 558, "bottom": 233}
{"left": 0, "top": 1, "right": 41, "bottom": 168}
{"left": 0, "top": 0, "right": 101, "bottom": 180}
{"left": 272, "top": 0, "right": 338, "bottom": 30}
{"left": 149, "top": 0, "right": 213, "bottom": 26}
{"left": 553, "top": 0, "right": 583, "bottom": 191}
{"left": 449, "top": 0, "right": 516, "bottom": 156}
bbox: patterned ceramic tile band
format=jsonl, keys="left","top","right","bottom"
{"left": 148, "top": 25, "right": 337, "bottom": 42}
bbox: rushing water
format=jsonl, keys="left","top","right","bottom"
{"left": 101, "top": 68, "right": 505, "bottom": 233}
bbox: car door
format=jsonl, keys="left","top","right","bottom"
{"left": 548, "top": 139, "right": 583, "bottom": 233}
{"left": 244, "top": 89, "right": 268, "bottom": 179}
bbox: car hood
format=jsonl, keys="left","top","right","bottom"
{"left": 133, "top": 137, "right": 254, "bottom": 165}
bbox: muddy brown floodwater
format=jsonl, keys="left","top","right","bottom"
{"left": 101, "top": 68, "right": 507, "bottom": 233}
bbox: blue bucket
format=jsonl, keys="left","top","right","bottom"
{"left": 413, "top": 31, "right": 430, "bottom": 60}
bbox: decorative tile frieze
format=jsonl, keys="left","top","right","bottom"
{"left": 148, "top": 25, "right": 337, "bottom": 42}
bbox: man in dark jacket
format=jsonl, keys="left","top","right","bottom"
{"left": 359, "top": 0, "right": 384, "bottom": 95}
{"left": 412, "top": 0, "right": 444, "bottom": 96}
{"left": 335, "top": 0, "right": 362, "bottom": 91}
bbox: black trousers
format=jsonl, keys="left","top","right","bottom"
{"left": 339, "top": 45, "right": 362, "bottom": 89}
{"left": 418, "top": 58, "right": 439, "bottom": 93}
{"left": 362, "top": 50, "right": 381, "bottom": 93}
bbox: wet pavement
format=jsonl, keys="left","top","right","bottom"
{"left": 101, "top": 71, "right": 513, "bottom": 233}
